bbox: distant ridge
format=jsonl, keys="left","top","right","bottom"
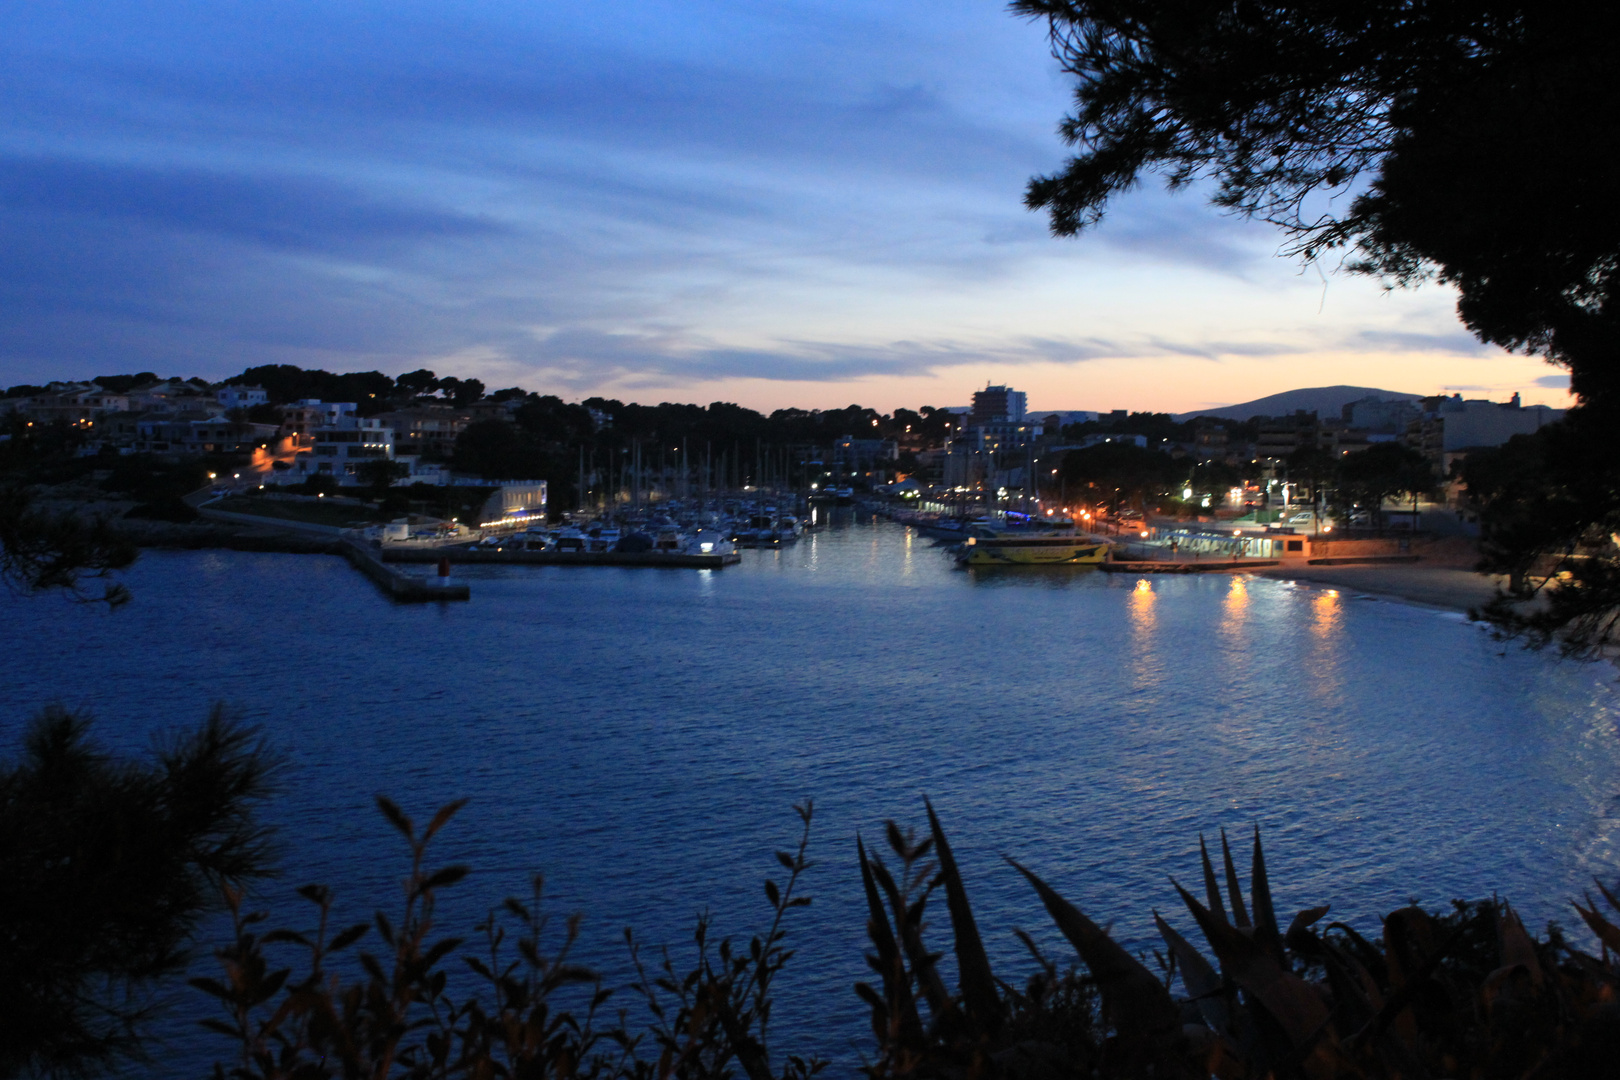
{"left": 1172, "top": 385, "right": 1423, "bottom": 423}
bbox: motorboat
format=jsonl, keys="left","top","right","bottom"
{"left": 684, "top": 529, "right": 735, "bottom": 556}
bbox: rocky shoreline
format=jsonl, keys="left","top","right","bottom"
{"left": 113, "top": 518, "right": 343, "bottom": 553}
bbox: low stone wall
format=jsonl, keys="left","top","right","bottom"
{"left": 1297, "top": 535, "right": 1482, "bottom": 566}
{"left": 198, "top": 506, "right": 348, "bottom": 536}
{"left": 1306, "top": 537, "right": 1412, "bottom": 559}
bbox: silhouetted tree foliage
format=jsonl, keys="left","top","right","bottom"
{"left": 1062, "top": 411, "right": 1184, "bottom": 445}
{"left": 394, "top": 368, "right": 439, "bottom": 396}
{"left": 0, "top": 421, "right": 139, "bottom": 606}
{"left": 1334, "top": 441, "right": 1432, "bottom": 529}
{"left": 356, "top": 458, "right": 410, "bottom": 496}
{"left": 453, "top": 419, "right": 554, "bottom": 483}
{"left": 0, "top": 707, "right": 276, "bottom": 1079}
{"left": 1286, "top": 444, "right": 1337, "bottom": 503}
{"left": 1059, "top": 442, "right": 1180, "bottom": 510}
{"left": 224, "top": 366, "right": 396, "bottom": 413}
{"left": 514, "top": 396, "right": 596, "bottom": 445}
{"left": 0, "top": 484, "right": 137, "bottom": 607}
{"left": 435, "top": 377, "right": 486, "bottom": 407}
{"left": 1185, "top": 457, "right": 1246, "bottom": 496}
{"left": 1016, "top": 0, "right": 1620, "bottom": 649}
{"left": 88, "top": 373, "right": 160, "bottom": 394}
{"left": 1459, "top": 412, "right": 1620, "bottom": 656}
{"left": 1017, "top": 0, "right": 1618, "bottom": 391}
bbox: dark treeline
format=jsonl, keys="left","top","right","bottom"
{"left": 1061, "top": 410, "right": 1262, "bottom": 446}
{"left": 21, "top": 365, "right": 966, "bottom": 508}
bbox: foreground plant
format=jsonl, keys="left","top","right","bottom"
{"left": 198, "top": 798, "right": 824, "bottom": 1080}
{"left": 197, "top": 794, "right": 1620, "bottom": 1079}
{"left": 857, "top": 801, "right": 1620, "bottom": 1079}
{"left": 0, "top": 707, "right": 275, "bottom": 1080}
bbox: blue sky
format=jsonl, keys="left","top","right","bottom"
{"left": 0, "top": 1, "right": 1570, "bottom": 412}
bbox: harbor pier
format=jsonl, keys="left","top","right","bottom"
{"left": 343, "top": 541, "right": 470, "bottom": 601}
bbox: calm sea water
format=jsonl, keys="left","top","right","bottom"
{"left": 5, "top": 511, "right": 1619, "bottom": 1070}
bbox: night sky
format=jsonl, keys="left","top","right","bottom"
{"left": 1, "top": 1, "right": 1571, "bottom": 412}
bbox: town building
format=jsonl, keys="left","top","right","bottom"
{"left": 217, "top": 385, "right": 269, "bottom": 410}
{"left": 133, "top": 414, "right": 279, "bottom": 454}
{"left": 1342, "top": 395, "right": 1420, "bottom": 434}
{"left": 373, "top": 406, "right": 471, "bottom": 460}
{"left": 7, "top": 383, "right": 130, "bottom": 424}
{"left": 1405, "top": 392, "right": 1564, "bottom": 477}
{"left": 970, "top": 385, "right": 1027, "bottom": 424}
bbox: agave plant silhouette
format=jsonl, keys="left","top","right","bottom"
{"left": 857, "top": 801, "right": 1620, "bottom": 1079}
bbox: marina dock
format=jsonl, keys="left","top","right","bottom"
{"left": 379, "top": 546, "right": 741, "bottom": 569}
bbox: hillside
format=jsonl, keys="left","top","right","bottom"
{"left": 1173, "top": 385, "right": 1423, "bottom": 422}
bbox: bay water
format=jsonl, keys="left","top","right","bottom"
{"left": 5, "top": 511, "right": 1618, "bottom": 1070}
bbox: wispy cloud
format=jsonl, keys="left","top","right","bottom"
{"left": 1352, "top": 328, "right": 1493, "bottom": 355}
{"left": 0, "top": 0, "right": 1506, "bottom": 404}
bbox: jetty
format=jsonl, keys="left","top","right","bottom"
{"left": 343, "top": 541, "right": 470, "bottom": 601}
{"left": 378, "top": 546, "right": 740, "bottom": 570}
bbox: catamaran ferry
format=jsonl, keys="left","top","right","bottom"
{"left": 956, "top": 532, "right": 1110, "bottom": 566}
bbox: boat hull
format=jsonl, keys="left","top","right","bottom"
{"left": 958, "top": 538, "right": 1109, "bottom": 566}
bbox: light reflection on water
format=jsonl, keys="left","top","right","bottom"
{"left": 1, "top": 512, "right": 1618, "bottom": 1069}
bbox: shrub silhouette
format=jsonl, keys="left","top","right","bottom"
{"left": 0, "top": 707, "right": 275, "bottom": 1078}
{"left": 194, "top": 797, "right": 1620, "bottom": 1079}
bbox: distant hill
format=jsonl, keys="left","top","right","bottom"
{"left": 1173, "top": 385, "right": 1423, "bottom": 423}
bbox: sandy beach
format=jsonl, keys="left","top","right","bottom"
{"left": 1254, "top": 562, "right": 1504, "bottom": 614}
